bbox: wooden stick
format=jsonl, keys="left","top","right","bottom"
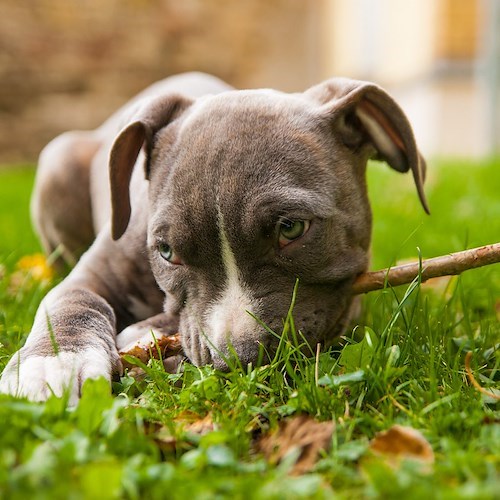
{"left": 120, "top": 243, "right": 500, "bottom": 363}
{"left": 352, "top": 243, "right": 500, "bottom": 295}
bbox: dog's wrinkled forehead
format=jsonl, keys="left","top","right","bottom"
{"left": 151, "top": 90, "right": 335, "bottom": 226}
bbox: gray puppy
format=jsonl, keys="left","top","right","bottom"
{"left": 0, "top": 72, "right": 428, "bottom": 404}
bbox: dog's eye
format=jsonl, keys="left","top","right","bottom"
{"left": 157, "top": 243, "right": 183, "bottom": 265}
{"left": 278, "top": 219, "right": 310, "bottom": 248}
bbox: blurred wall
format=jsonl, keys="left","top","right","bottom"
{"left": 321, "top": 0, "right": 438, "bottom": 85}
{"left": 0, "top": 0, "right": 319, "bottom": 163}
{"left": 0, "top": 0, "right": 496, "bottom": 163}
{"left": 317, "top": 0, "right": 500, "bottom": 158}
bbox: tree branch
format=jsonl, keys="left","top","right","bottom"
{"left": 352, "top": 243, "right": 500, "bottom": 294}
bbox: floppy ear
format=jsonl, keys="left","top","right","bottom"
{"left": 109, "top": 95, "right": 192, "bottom": 240}
{"left": 305, "top": 78, "right": 429, "bottom": 214}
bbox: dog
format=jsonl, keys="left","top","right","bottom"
{"left": 0, "top": 72, "right": 428, "bottom": 404}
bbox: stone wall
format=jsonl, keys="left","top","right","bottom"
{"left": 0, "top": 0, "right": 318, "bottom": 163}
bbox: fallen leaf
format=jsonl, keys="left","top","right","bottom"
{"left": 184, "top": 412, "right": 215, "bottom": 436}
{"left": 256, "top": 415, "right": 334, "bottom": 475}
{"left": 369, "top": 425, "right": 434, "bottom": 467}
{"left": 482, "top": 415, "right": 500, "bottom": 425}
{"left": 153, "top": 412, "right": 215, "bottom": 453}
{"left": 119, "top": 333, "right": 183, "bottom": 370}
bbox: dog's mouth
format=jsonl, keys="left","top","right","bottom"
{"left": 179, "top": 317, "right": 328, "bottom": 371}
{"left": 177, "top": 315, "right": 275, "bottom": 370}
{"left": 176, "top": 277, "right": 358, "bottom": 370}
{"left": 179, "top": 329, "right": 268, "bottom": 370}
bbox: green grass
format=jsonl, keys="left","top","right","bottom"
{"left": 0, "top": 167, "right": 41, "bottom": 259}
{"left": 0, "top": 160, "right": 499, "bottom": 499}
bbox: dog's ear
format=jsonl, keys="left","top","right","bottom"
{"left": 109, "top": 95, "right": 192, "bottom": 240}
{"left": 305, "top": 78, "right": 429, "bottom": 214}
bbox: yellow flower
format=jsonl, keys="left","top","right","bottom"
{"left": 16, "top": 253, "right": 54, "bottom": 282}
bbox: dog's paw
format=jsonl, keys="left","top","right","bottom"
{"left": 0, "top": 348, "right": 116, "bottom": 406}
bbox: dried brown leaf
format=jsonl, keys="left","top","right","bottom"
{"left": 369, "top": 425, "right": 434, "bottom": 466}
{"left": 119, "top": 333, "right": 182, "bottom": 370}
{"left": 153, "top": 412, "right": 215, "bottom": 454}
{"left": 183, "top": 413, "right": 215, "bottom": 436}
{"left": 256, "top": 415, "right": 334, "bottom": 475}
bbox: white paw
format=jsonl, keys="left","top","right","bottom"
{"left": 0, "top": 348, "right": 112, "bottom": 406}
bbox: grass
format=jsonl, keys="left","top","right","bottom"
{"left": 0, "top": 159, "right": 499, "bottom": 499}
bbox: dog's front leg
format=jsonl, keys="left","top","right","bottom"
{"left": 0, "top": 217, "right": 162, "bottom": 403}
{"left": 0, "top": 282, "right": 120, "bottom": 405}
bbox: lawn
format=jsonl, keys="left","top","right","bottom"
{"left": 0, "top": 159, "right": 498, "bottom": 499}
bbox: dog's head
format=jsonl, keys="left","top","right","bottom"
{"left": 109, "top": 78, "right": 428, "bottom": 369}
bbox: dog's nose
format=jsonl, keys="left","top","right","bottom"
{"left": 206, "top": 305, "right": 263, "bottom": 361}
{"left": 208, "top": 334, "right": 274, "bottom": 371}
{"left": 210, "top": 348, "right": 257, "bottom": 372}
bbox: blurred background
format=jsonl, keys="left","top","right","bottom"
{"left": 0, "top": 0, "right": 499, "bottom": 164}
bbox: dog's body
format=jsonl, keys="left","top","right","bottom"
{"left": 0, "top": 72, "right": 428, "bottom": 403}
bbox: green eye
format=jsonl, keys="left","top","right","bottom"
{"left": 278, "top": 219, "right": 310, "bottom": 247}
{"left": 158, "top": 243, "right": 182, "bottom": 265}
{"left": 158, "top": 243, "right": 172, "bottom": 260}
